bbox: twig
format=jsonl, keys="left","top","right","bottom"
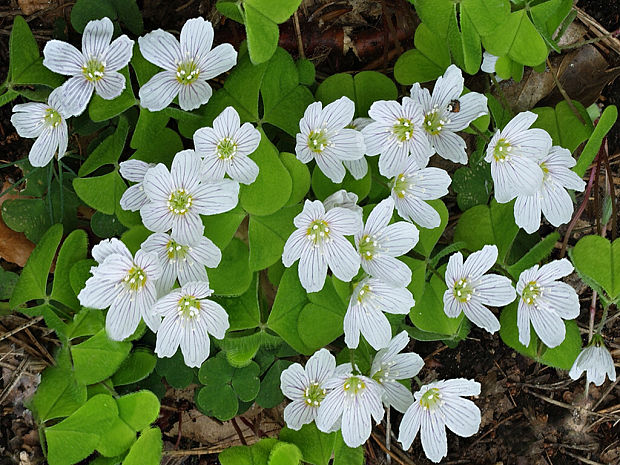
{"left": 593, "top": 378, "right": 620, "bottom": 411}
{"left": 546, "top": 57, "right": 586, "bottom": 125}
{"left": 163, "top": 446, "right": 221, "bottom": 457}
{"left": 230, "top": 417, "right": 248, "bottom": 446}
{"left": 0, "top": 316, "right": 43, "bottom": 343}
{"left": 24, "top": 327, "right": 55, "bottom": 365}
{"left": 525, "top": 389, "right": 619, "bottom": 419}
{"left": 0, "top": 357, "right": 29, "bottom": 405}
{"left": 467, "top": 412, "right": 523, "bottom": 448}
{"left": 600, "top": 138, "right": 617, "bottom": 241}
{"left": 385, "top": 407, "right": 392, "bottom": 464}
{"left": 370, "top": 433, "right": 414, "bottom": 465}
{"left": 293, "top": 11, "right": 305, "bottom": 59}
{"left": 560, "top": 449, "right": 604, "bottom": 465}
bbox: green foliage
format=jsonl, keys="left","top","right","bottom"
{"left": 531, "top": 100, "right": 593, "bottom": 153}
{"left": 209, "top": 238, "right": 253, "bottom": 296}
{"left": 71, "top": 330, "right": 132, "bottom": 384}
{"left": 571, "top": 236, "right": 620, "bottom": 304}
{"left": 394, "top": 24, "right": 451, "bottom": 84}
{"left": 156, "top": 351, "right": 195, "bottom": 389}
{"left": 71, "top": 0, "right": 143, "bottom": 34}
{"left": 573, "top": 105, "right": 618, "bottom": 177}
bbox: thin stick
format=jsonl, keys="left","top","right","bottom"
{"left": 600, "top": 139, "right": 617, "bottom": 240}
{"left": 230, "top": 417, "right": 248, "bottom": 446}
{"left": 561, "top": 449, "right": 605, "bottom": 465}
{"left": 385, "top": 407, "right": 392, "bottom": 464}
{"left": 0, "top": 316, "right": 43, "bottom": 343}
{"left": 370, "top": 433, "right": 413, "bottom": 465}
{"left": 24, "top": 327, "right": 55, "bottom": 365}
{"left": 293, "top": 11, "right": 305, "bottom": 59}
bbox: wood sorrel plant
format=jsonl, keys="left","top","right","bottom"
{"left": 1, "top": 0, "right": 618, "bottom": 464}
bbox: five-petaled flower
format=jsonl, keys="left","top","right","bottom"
{"left": 43, "top": 17, "right": 134, "bottom": 116}
{"left": 11, "top": 87, "right": 70, "bottom": 167}
{"left": 569, "top": 335, "right": 617, "bottom": 387}
{"left": 410, "top": 64, "right": 488, "bottom": 164}
{"left": 370, "top": 331, "right": 423, "bottom": 413}
{"left": 140, "top": 149, "right": 239, "bottom": 244}
{"left": 282, "top": 199, "right": 362, "bottom": 293}
{"left": 138, "top": 17, "right": 237, "bottom": 111}
{"left": 516, "top": 259, "right": 580, "bottom": 348}
{"left": 443, "top": 245, "right": 516, "bottom": 333}
{"left": 398, "top": 378, "right": 481, "bottom": 463}
{"left": 280, "top": 348, "right": 336, "bottom": 430}
{"left": 295, "top": 97, "right": 366, "bottom": 183}
{"left": 154, "top": 281, "right": 229, "bottom": 368}
{"left": 78, "top": 238, "right": 161, "bottom": 341}
{"left": 194, "top": 106, "right": 261, "bottom": 184}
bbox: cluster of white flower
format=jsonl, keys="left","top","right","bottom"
{"left": 280, "top": 333, "right": 480, "bottom": 463}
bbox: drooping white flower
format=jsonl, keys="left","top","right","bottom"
{"left": 344, "top": 117, "right": 372, "bottom": 179}
{"left": 398, "top": 378, "right": 481, "bottom": 463}
{"left": 282, "top": 200, "right": 362, "bottom": 293}
{"left": 78, "top": 238, "right": 161, "bottom": 341}
{"left": 344, "top": 277, "right": 414, "bottom": 350}
{"left": 443, "top": 245, "right": 516, "bottom": 333}
{"left": 295, "top": 97, "right": 366, "bottom": 183}
{"left": 356, "top": 197, "right": 419, "bottom": 286}
{"left": 119, "top": 159, "right": 155, "bottom": 211}
{"left": 194, "top": 106, "right": 260, "bottom": 184}
{"left": 138, "top": 17, "right": 237, "bottom": 111}
{"left": 370, "top": 331, "right": 423, "bottom": 413}
{"left": 410, "top": 65, "right": 488, "bottom": 164}
{"left": 514, "top": 146, "right": 586, "bottom": 233}
{"left": 390, "top": 157, "right": 451, "bottom": 229}
{"left": 569, "top": 335, "right": 617, "bottom": 386}
{"left": 140, "top": 149, "right": 239, "bottom": 244}
{"left": 141, "top": 232, "right": 221, "bottom": 294}
{"left": 323, "top": 189, "right": 363, "bottom": 218}
{"left": 43, "top": 17, "right": 134, "bottom": 116}
{"left": 516, "top": 259, "right": 580, "bottom": 348}
{"left": 154, "top": 281, "right": 228, "bottom": 368}
{"left": 316, "top": 368, "right": 384, "bottom": 448}
{"left": 362, "top": 97, "right": 434, "bottom": 177}
{"left": 280, "top": 348, "right": 336, "bottom": 430}
{"left": 10, "top": 87, "right": 70, "bottom": 167}
{"left": 481, "top": 52, "right": 499, "bottom": 74}
{"left": 484, "top": 111, "right": 551, "bottom": 203}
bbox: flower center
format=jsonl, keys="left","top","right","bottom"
{"left": 82, "top": 57, "right": 105, "bottom": 82}
{"left": 423, "top": 109, "right": 447, "bottom": 136}
{"left": 392, "top": 118, "right": 414, "bottom": 142}
{"left": 308, "top": 129, "right": 329, "bottom": 153}
{"left": 167, "top": 189, "right": 193, "bottom": 215}
{"left": 356, "top": 283, "right": 373, "bottom": 303}
{"left": 343, "top": 376, "right": 366, "bottom": 396}
{"left": 217, "top": 137, "right": 238, "bottom": 160}
{"left": 521, "top": 280, "right": 542, "bottom": 305}
{"left": 166, "top": 239, "right": 189, "bottom": 262}
{"left": 43, "top": 108, "right": 62, "bottom": 128}
{"left": 392, "top": 173, "right": 411, "bottom": 199}
{"left": 493, "top": 138, "right": 513, "bottom": 162}
{"left": 177, "top": 295, "right": 201, "bottom": 320}
{"left": 303, "top": 382, "right": 326, "bottom": 407}
{"left": 419, "top": 387, "right": 442, "bottom": 410}
{"left": 176, "top": 60, "right": 200, "bottom": 85}
{"left": 540, "top": 162, "right": 550, "bottom": 182}
{"left": 358, "top": 234, "right": 379, "bottom": 260}
{"left": 123, "top": 266, "right": 147, "bottom": 291}
{"left": 306, "top": 219, "right": 331, "bottom": 246}
{"left": 372, "top": 361, "right": 398, "bottom": 384}
{"left": 453, "top": 278, "right": 474, "bottom": 303}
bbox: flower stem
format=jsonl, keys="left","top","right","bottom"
{"left": 385, "top": 407, "right": 392, "bottom": 465}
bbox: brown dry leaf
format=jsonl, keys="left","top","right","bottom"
{"left": 17, "top": 0, "right": 56, "bottom": 16}
{"left": 0, "top": 182, "right": 35, "bottom": 267}
{"left": 499, "top": 66, "right": 556, "bottom": 113}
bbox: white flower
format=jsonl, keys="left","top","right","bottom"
{"left": 390, "top": 157, "right": 451, "bottom": 229}
{"left": 43, "top": 17, "right": 133, "bottom": 116}
{"left": 282, "top": 200, "right": 362, "bottom": 293}
{"left": 484, "top": 111, "right": 551, "bottom": 203}
{"left": 77, "top": 238, "right": 161, "bottom": 341}
{"left": 514, "top": 146, "right": 586, "bottom": 233}
{"left": 370, "top": 331, "right": 423, "bottom": 413}
{"left": 10, "top": 87, "right": 69, "bottom": 167}
{"left": 316, "top": 368, "right": 384, "bottom": 448}
{"left": 516, "top": 259, "right": 580, "bottom": 348}
{"left": 194, "top": 106, "right": 260, "bottom": 184}
{"left": 443, "top": 245, "right": 516, "bottom": 333}
{"left": 141, "top": 232, "right": 221, "bottom": 295}
{"left": 154, "top": 281, "right": 228, "bottom": 368}
{"left": 344, "top": 277, "right": 414, "bottom": 350}
{"left": 481, "top": 52, "right": 499, "bottom": 74}
{"left": 323, "top": 189, "right": 363, "bottom": 218}
{"left": 356, "top": 197, "right": 419, "bottom": 286}
{"left": 569, "top": 335, "right": 617, "bottom": 386}
{"left": 344, "top": 117, "right": 372, "bottom": 179}
{"left": 280, "top": 348, "right": 336, "bottom": 430}
{"left": 119, "top": 159, "right": 155, "bottom": 211}
{"left": 362, "top": 97, "right": 434, "bottom": 177}
{"left": 295, "top": 96, "right": 366, "bottom": 183}
{"left": 140, "top": 149, "right": 240, "bottom": 244}
{"left": 138, "top": 17, "right": 237, "bottom": 111}
{"left": 398, "top": 378, "right": 481, "bottom": 463}
{"left": 410, "top": 65, "right": 488, "bottom": 164}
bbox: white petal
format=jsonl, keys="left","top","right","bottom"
{"left": 420, "top": 410, "right": 448, "bottom": 463}
{"left": 432, "top": 131, "right": 467, "bottom": 164}
{"left": 511, "top": 128, "right": 552, "bottom": 160}
{"left": 172, "top": 149, "right": 201, "bottom": 191}
{"left": 381, "top": 221, "right": 419, "bottom": 255}
{"left": 180, "top": 319, "right": 210, "bottom": 367}
{"left": 541, "top": 183, "right": 574, "bottom": 227}
{"left": 432, "top": 65, "right": 463, "bottom": 107}
{"left": 344, "top": 158, "right": 368, "bottom": 180}
{"left": 378, "top": 141, "right": 410, "bottom": 178}
{"left": 443, "top": 291, "right": 463, "bottom": 318}
{"left": 444, "top": 252, "right": 464, "bottom": 287}
{"left": 138, "top": 284, "right": 161, "bottom": 332}
{"left": 199, "top": 43, "right": 237, "bottom": 79}
{"left": 491, "top": 155, "right": 544, "bottom": 202}
{"left": 356, "top": 305, "right": 392, "bottom": 350}
{"left": 190, "top": 236, "right": 222, "bottom": 268}
{"left": 442, "top": 396, "right": 481, "bottom": 437}
{"left": 106, "top": 290, "right": 141, "bottom": 341}
{"left": 440, "top": 378, "right": 481, "bottom": 397}
{"left": 192, "top": 179, "right": 239, "bottom": 215}
{"left": 155, "top": 315, "right": 183, "bottom": 357}
{"left": 103, "top": 35, "right": 134, "bottom": 71}
{"left": 234, "top": 122, "right": 261, "bottom": 156}
{"left": 383, "top": 381, "right": 414, "bottom": 413}
{"left": 315, "top": 152, "right": 346, "bottom": 183}
{"left": 201, "top": 300, "right": 229, "bottom": 338}
{"left": 398, "top": 403, "right": 422, "bottom": 450}
{"left": 502, "top": 111, "right": 538, "bottom": 138}
{"left": 537, "top": 258, "right": 574, "bottom": 282}
{"left": 324, "top": 235, "right": 360, "bottom": 282}
{"left": 481, "top": 52, "right": 498, "bottom": 73}
{"left": 543, "top": 281, "right": 580, "bottom": 319}
{"left": 298, "top": 248, "right": 328, "bottom": 293}
{"left": 517, "top": 300, "right": 532, "bottom": 346}
{"left": 213, "top": 106, "right": 239, "bottom": 136}
{"left": 462, "top": 299, "right": 500, "bottom": 333}
{"left": 120, "top": 184, "right": 148, "bottom": 211}
{"left": 177, "top": 262, "right": 208, "bottom": 286}
{"left": 392, "top": 352, "right": 424, "bottom": 379}
{"left": 180, "top": 17, "right": 214, "bottom": 64}
{"left": 280, "top": 363, "right": 307, "bottom": 400}
{"left": 393, "top": 195, "right": 440, "bottom": 229}
{"left": 29, "top": 129, "right": 59, "bottom": 167}
{"left": 364, "top": 198, "right": 394, "bottom": 236}
{"left": 299, "top": 101, "right": 323, "bottom": 134}
{"left": 530, "top": 308, "right": 565, "bottom": 348}
{"left": 140, "top": 202, "right": 174, "bottom": 233}
{"left": 284, "top": 401, "right": 316, "bottom": 430}
{"left": 316, "top": 388, "right": 345, "bottom": 432}
{"left": 364, "top": 255, "right": 412, "bottom": 287}
{"left": 43, "top": 40, "right": 84, "bottom": 75}
{"left": 282, "top": 229, "right": 307, "bottom": 267}
{"left": 325, "top": 206, "right": 363, "bottom": 235}
{"left": 305, "top": 348, "right": 336, "bottom": 384}
{"left": 138, "top": 29, "right": 182, "bottom": 70}
{"left": 11, "top": 103, "right": 47, "bottom": 138}
{"left": 227, "top": 155, "right": 259, "bottom": 184}
{"left": 294, "top": 199, "right": 324, "bottom": 228}
{"left": 139, "top": 71, "right": 182, "bottom": 112}
{"left": 142, "top": 163, "right": 174, "bottom": 200}
{"left": 77, "top": 276, "right": 116, "bottom": 309}
{"left": 341, "top": 395, "right": 372, "bottom": 448}
{"left": 412, "top": 167, "right": 451, "bottom": 200}
{"left": 178, "top": 79, "right": 213, "bottom": 111}
{"left": 61, "top": 76, "right": 94, "bottom": 116}
{"left": 120, "top": 159, "right": 152, "bottom": 182}
{"left": 361, "top": 121, "right": 390, "bottom": 156}
{"left": 327, "top": 129, "right": 365, "bottom": 161}
{"left": 171, "top": 212, "right": 204, "bottom": 244}
{"left": 514, "top": 194, "right": 542, "bottom": 234}
{"left": 201, "top": 155, "right": 227, "bottom": 181}
{"left": 444, "top": 92, "right": 488, "bottom": 132}
{"left": 462, "top": 244, "right": 497, "bottom": 278}
{"left": 95, "top": 71, "right": 126, "bottom": 100}
{"left": 82, "top": 17, "right": 113, "bottom": 58}
{"left": 476, "top": 274, "right": 516, "bottom": 306}
{"left": 321, "top": 96, "right": 355, "bottom": 129}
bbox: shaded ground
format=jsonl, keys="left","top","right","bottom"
{"left": 0, "top": 0, "right": 618, "bottom": 464}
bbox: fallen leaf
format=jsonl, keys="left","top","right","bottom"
{"left": 17, "top": 0, "right": 56, "bottom": 16}
{"left": 0, "top": 182, "right": 35, "bottom": 267}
